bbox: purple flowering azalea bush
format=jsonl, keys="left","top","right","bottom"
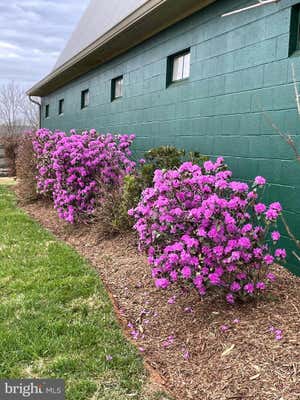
{"left": 33, "top": 128, "right": 135, "bottom": 223}
{"left": 130, "top": 157, "right": 286, "bottom": 303}
{"left": 33, "top": 128, "right": 66, "bottom": 197}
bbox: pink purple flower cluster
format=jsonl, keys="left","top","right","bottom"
{"left": 33, "top": 128, "right": 136, "bottom": 223}
{"left": 130, "top": 157, "right": 286, "bottom": 303}
{"left": 33, "top": 128, "right": 66, "bottom": 197}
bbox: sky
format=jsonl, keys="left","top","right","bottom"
{"left": 0, "top": 0, "right": 90, "bottom": 90}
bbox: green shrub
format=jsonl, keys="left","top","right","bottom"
{"left": 94, "top": 175, "right": 142, "bottom": 235}
{"left": 140, "top": 146, "right": 208, "bottom": 188}
{"left": 101, "top": 146, "right": 208, "bottom": 234}
{"left": 118, "top": 174, "right": 143, "bottom": 229}
{"left": 94, "top": 145, "right": 208, "bottom": 235}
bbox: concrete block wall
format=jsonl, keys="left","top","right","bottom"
{"left": 42, "top": 0, "right": 300, "bottom": 274}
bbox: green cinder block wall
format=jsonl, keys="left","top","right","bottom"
{"left": 42, "top": 0, "right": 300, "bottom": 275}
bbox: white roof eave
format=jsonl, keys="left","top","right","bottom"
{"left": 28, "top": 0, "right": 216, "bottom": 96}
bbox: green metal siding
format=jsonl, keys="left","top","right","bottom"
{"left": 42, "top": 0, "right": 300, "bottom": 275}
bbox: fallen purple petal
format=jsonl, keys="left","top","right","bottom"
{"left": 269, "top": 326, "right": 275, "bottom": 332}
{"left": 168, "top": 295, "right": 176, "bottom": 304}
{"left": 221, "top": 325, "right": 229, "bottom": 332}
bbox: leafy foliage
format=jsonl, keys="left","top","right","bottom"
{"left": 141, "top": 146, "right": 208, "bottom": 188}
{"left": 101, "top": 146, "right": 209, "bottom": 233}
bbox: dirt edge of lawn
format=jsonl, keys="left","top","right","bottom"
{"left": 22, "top": 198, "right": 300, "bottom": 400}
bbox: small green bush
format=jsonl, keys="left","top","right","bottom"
{"left": 140, "top": 146, "right": 208, "bottom": 188}
{"left": 140, "top": 145, "right": 208, "bottom": 198}
{"left": 100, "top": 146, "right": 208, "bottom": 234}
{"left": 94, "top": 174, "right": 143, "bottom": 235}
{"left": 117, "top": 174, "right": 144, "bottom": 231}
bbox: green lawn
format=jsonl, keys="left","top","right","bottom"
{"left": 0, "top": 186, "right": 147, "bottom": 399}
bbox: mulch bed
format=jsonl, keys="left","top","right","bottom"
{"left": 23, "top": 200, "right": 300, "bottom": 400}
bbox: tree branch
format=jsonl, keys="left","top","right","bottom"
{"left": 281, "top": 214, "right": 300, "bottom": 249}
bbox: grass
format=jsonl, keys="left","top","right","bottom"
{"left": 0, "top": 185, "right": 148, "bottom": 399}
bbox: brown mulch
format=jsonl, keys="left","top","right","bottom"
{"left": 23, "top": 200, "right": 300, "bottom": 400}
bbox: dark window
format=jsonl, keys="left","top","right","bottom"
{"left": 167, "top": 49, "right": 190, "bottom": 86}
{"left": 58, "top": 99, "right": 64, "bottom": 115}
{"left": 45, "top": 104, "right": 49, "bottom": 118}
{"left": 289, "top": 4, "right": 300, "bottom": 55}
{"left": 111, "top": 76, "right": 123, "bottom": 101}
{"left": 81, "top": 89, "right": 89, "bottom": 109}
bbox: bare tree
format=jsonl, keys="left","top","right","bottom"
{"left": 0, "top": 81, "right": 40, "bottom": 176}
{"left": 0, "top": 81, "right": 23, "bottom": 136}
{"left": 0, "top": 81, "right": 39, "bottom": 136}
{"left": 20, "top": 96, "right": 40, "bottom": 131}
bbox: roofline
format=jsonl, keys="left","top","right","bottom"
{"left": 27, "top": 0, "right": 215, "bottom": 97}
